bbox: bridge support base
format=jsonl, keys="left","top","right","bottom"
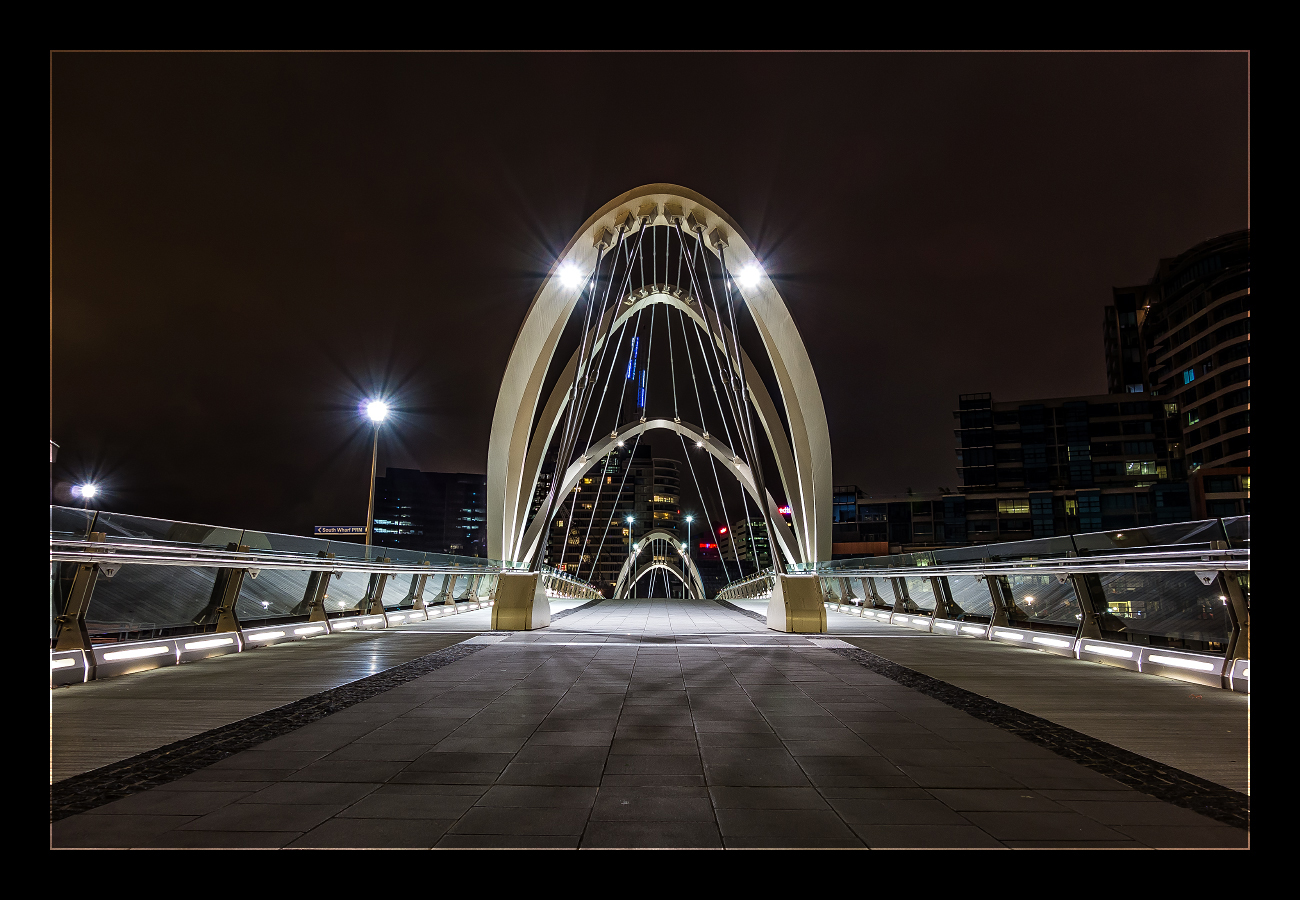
{"left": 491, "top": 572, "right": 552, "bottom": 630}
{"left": 766, "top": 575, "right": 827, "bottom": 633}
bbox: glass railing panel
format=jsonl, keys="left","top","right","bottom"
{"left": 50, "top": 506, "right": 99, "bottom": 540}
{"left": 384, "top": 572, "right": 423, "bottom": 608}
{"left": 237, "top": 569, "right": 314, "bottom": 621}
{"left": 84, "top": 564, "right": 222, "bottom": 639}
{"left": 901, "top": 576, "right": 936, "bottom": 612}
{"left": 944, "top": 575, "right": 995, "bottom": 618}
{"left": 240, "top": 529, "right": 336, "bottom": 556}
{"left": 979, "top": 536, "right": 1077, "bottom": 561}
{"left": 1222, "top": 516, "right": 1250, "bottom": 549}
{"left": 325, "top": 570, "right": 374, "bottom": 612}
{"left": 1072, "top": 519, "right": 1223, "bottom": 555}
{"left": 1095, "top": 571, "right": 1231, "bottom": 648}
{"left": 863, "top": 577, "right": 892, "bottom": 608}
{"left": 1003, "top": 573, "right": 1081, "bottom": 629}
{"left": 90, "top": 510, "right": 244, "bottom": 549}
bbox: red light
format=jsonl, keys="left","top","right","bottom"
{"left": 778, "top": 505, "right": 792, "bottom": 515}
{"left": 718, "top": 527, "right": 727, "bottom": 534}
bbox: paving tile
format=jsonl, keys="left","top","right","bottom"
{"left": 1037, "top": 789, "right": 1160, "bottom": 802}
{"left": 813, "top": 786, "right": 933, "bottom": 801}
{"left": 604, "top": 755, "right": 703, "bottom": 776}
{"left": 150, "top": 830, "right": 303, "bottom": 848}
{"left": 526, "top": 730, "right": 615, "bottom": 746}
{"left": 1057, "top": 800, "right": 1227, "bottom": 827}
{"left": 452, "top": 804, "right": 594, "bottom": 835}
{"left": 896, "top": 766, "right": 1024, "bottom": 789}
{"left": 372, "top": 783, "right": 487, "bottom": 797}
{"left": 84, "top": 789, "right": 252, "bottom": 817}
{"left": 435, "top": 833, "right": 582, "bottom": 848}
{"left": 580, "top": 820, "right": 722, "bottom": 848}
{"left": 591, "top": 788, "right": 714, "bottom": 822}
{"left": 238, "top": 782, "right": 380, "bottom": 806}
{"left": 1113, "top": 825, "right": 1250, "bottom": 848}
{"left": 988, "top": 757, "right": 1124, "bottom": 789}
{"left": 326, "top": 743, "right": 436, "bottom": 761}
{"left": 475, "top": 785, "right": 598, "bottom": 807}
{"left": 1001, "top": 839, "right": 1148, "bottom": 849}
{"left": 853, "top": 824, "right": 1005, "bottom": 849}
{"left": 828, "top": 798, "right": 970, "bottom": 825}
{"left": 693, "top": 719, "right": 775, "bottom": 733}
{"left": 338, "top": 791, "right": 480, "bottom": 819}
{"left": 961, "top": 811, "right": 1131, "bottom": 841}
{"left": 610, "top": 739, "right": 699, "bottom": 756}
{"left": 285, "top": 760, "right": 409, "bottom": 783}
{"left": 512, "top": 744, "right": 609, "bottom": 764}
{"left": 600, "top": 774, "right": 707, "bottom": 787}
{"left": 715, "top": 808, "right": 861, "bottom": 843}
{"left": 797, "top": 756, "right": 902, "bottom": 778}
{"left": 538, "top": 715, "right": 621, "bottom": 732}
{"left": 179, "top": 803, "right": 339, "bottom": 833}
{"left": 927, "top": 789, "right": 1065, "bottom": 812}
{"left": 497, "top": 761, "right": 606, "bottom": 786}
{"left": 180, "top": 768, "right": 300, "bottom": 783}
{"left": 783, "top": 740, "right": 877, "bottom": 757}
{"left": 387, "top": 770, "right": 498, "bottom": 785}
{"left": 52, "top": 814, "right": 196, "bottom": 848}
{"left": 154, "top": 778, "right": 274, "bottom": 792}
{"left": 404, "top": 751, "right": 514, "bottom": 773}
{"left": 290, "top": 817, "right": 455, "bottom": 848}
{"left": 697, "top": 731, "right": 784, "bottom": 748}
{"left": 708, "top": 787, "right": 831, "bottom": 809}
{"left": 877, "top": 748, "right": 988, "bottom": 767}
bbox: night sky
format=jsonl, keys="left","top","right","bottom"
{"left": 50, "top": 52, "right": 1249, "bottom": 536}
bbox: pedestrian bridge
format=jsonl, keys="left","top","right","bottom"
{"left": 50, "top": 505, "right": 1250, "bottom": 848}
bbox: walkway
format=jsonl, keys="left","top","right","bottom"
{"left": 51, "top": 597, "right": 1248, "bottom": 848}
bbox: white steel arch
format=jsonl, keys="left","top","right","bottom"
{"left": 613, "top": 528, "right": 706, "bottom": 600}
{"left": 487, "top": 184, "right": 832, "bottom": 567}
{"left": 620, "top": 560, "right": 697, "bottom": 599}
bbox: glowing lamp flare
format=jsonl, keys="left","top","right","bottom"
{"left": 737, "top": 263, "right": 763, "bottom": 289}
{"left": 558, "top": 263, "right": 583, "bottom": 289}
{"left": 366, "top": 400, "right": 390, "bottom": 423}
{"left": 74, "top": 483, "right": 98, "bottom": 499}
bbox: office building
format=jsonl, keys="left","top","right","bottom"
{"left": 371, "top": 468, "right": 487, "bottom": 555}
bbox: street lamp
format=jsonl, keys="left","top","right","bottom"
{"left": 364, "top": 399, "right": 390, "bottom": 553}
{"left": 625, "top": 515, "right": 634, "bottom": 598}
{"left": 74, "top": 483, "right": 97, "bottom": 510}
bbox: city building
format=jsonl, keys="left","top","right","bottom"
{"left": 371, "top": 468, "right": 487, "bottom": 555}
{"left": 1105, "top": 230, "right": 1249, "bottom": 474}
{"left": 716, "top": 516, "right": 772, "bottom": 570}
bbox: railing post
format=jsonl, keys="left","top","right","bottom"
{"left": 409, "top": 562, "right": 432, "bottom": 611}
{"left": 1221, "top": 570, "right": 1249, "bottom": 663}
{"left": 1068, "top": 572, "right": 1106, "bottom": 640}
{"left": 930, "top": 576, "right": 960, "bottom": 620}
{"left": 53, "top": 532, "right": 105, "bottom": 653}
{"left": 194, "top": 543, "right": 250, "bottom": 637}
{"left": 361, "top": 558, "right": 392, "bottom": 614}
{"left": 890, "top": 578, "right": 912, "bottom": 613}
{"left": 293, "top": 551, "right": 335, "bottom": 623}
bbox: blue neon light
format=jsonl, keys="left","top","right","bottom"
{"left": 638, "top": 369, "right": 646, "bottom": 408}
{"left": 626, "top": 336, "right": 639, "bottom": 380}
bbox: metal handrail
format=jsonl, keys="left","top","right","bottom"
{"left": 806, "top": 548, "right": 1249, "bottom": 579}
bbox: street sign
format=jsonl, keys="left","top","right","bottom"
{"left": 314, "top": 526, "right": 367, "bottom": 536}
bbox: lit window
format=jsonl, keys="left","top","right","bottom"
{"left": 1186, "top": 410, "right": 1200, "bottom": 426}
{"left": 1125, "top": 460, "right": 1158, "bottom": 475}
{"left": 997, "top": 500, "right": 1030, "bottom": 515}
{"left": 1064, "top": 498, "right": 1079, "bottom": 515}
{"left": 1183, "top": 369, "right": 1196, "bottom": 384}
{"left": 1241, "top": 476, "right": 1250, "bottom": 492}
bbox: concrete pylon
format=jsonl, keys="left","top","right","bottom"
{"left": 491, "top": 571, "right": 552, "bottom": 631}
{"left": 766, "top": 575, "right": 827, "bottom": 633}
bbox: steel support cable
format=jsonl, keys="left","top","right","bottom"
{"left": 671, "top": 303, "right": 733, "bottom": 584}
{"left": 677, "top": 430, "right": 733, "bottom": 585}
{"left": 717, "top": 244, "right": 783, "bottom": 573}
{"left": 675, "top": 223, "right": 745, "bottom": 439}
{"left": 541, "top": 224, "right": 649, "bottom": 569}
{"left": 584, "top": 428, "right": 645, "bottom": 591}
{"left": 569, "top": 225, "right": 649, "bottom": 463}
{"left": 532, "top": 236, "right": 616, "bottom": 569}
{"left": 572, "top": 450, "right": 612, "bottom": 581}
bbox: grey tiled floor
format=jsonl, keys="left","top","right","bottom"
{"left": 51, "top": 598, "right": 1246, "bottom": 849}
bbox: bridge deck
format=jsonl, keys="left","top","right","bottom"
{"left": 51, "top": 598, "right": 1248, "bottom": 848}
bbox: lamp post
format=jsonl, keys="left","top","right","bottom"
{"left": 684, "top": 515, "right": 694, "bottom": 600}
{"left": 626, "top": 514, "right": 635, "bottom": 598}
{"left": 364, "top": 399, "right": 389, "bottom": 554}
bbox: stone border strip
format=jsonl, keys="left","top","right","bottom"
{"left": 50, "top": 642, "right": 487, "bottom": 822}
{"left": 828, "top": 646, "right": 1250, "bottom": 831}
